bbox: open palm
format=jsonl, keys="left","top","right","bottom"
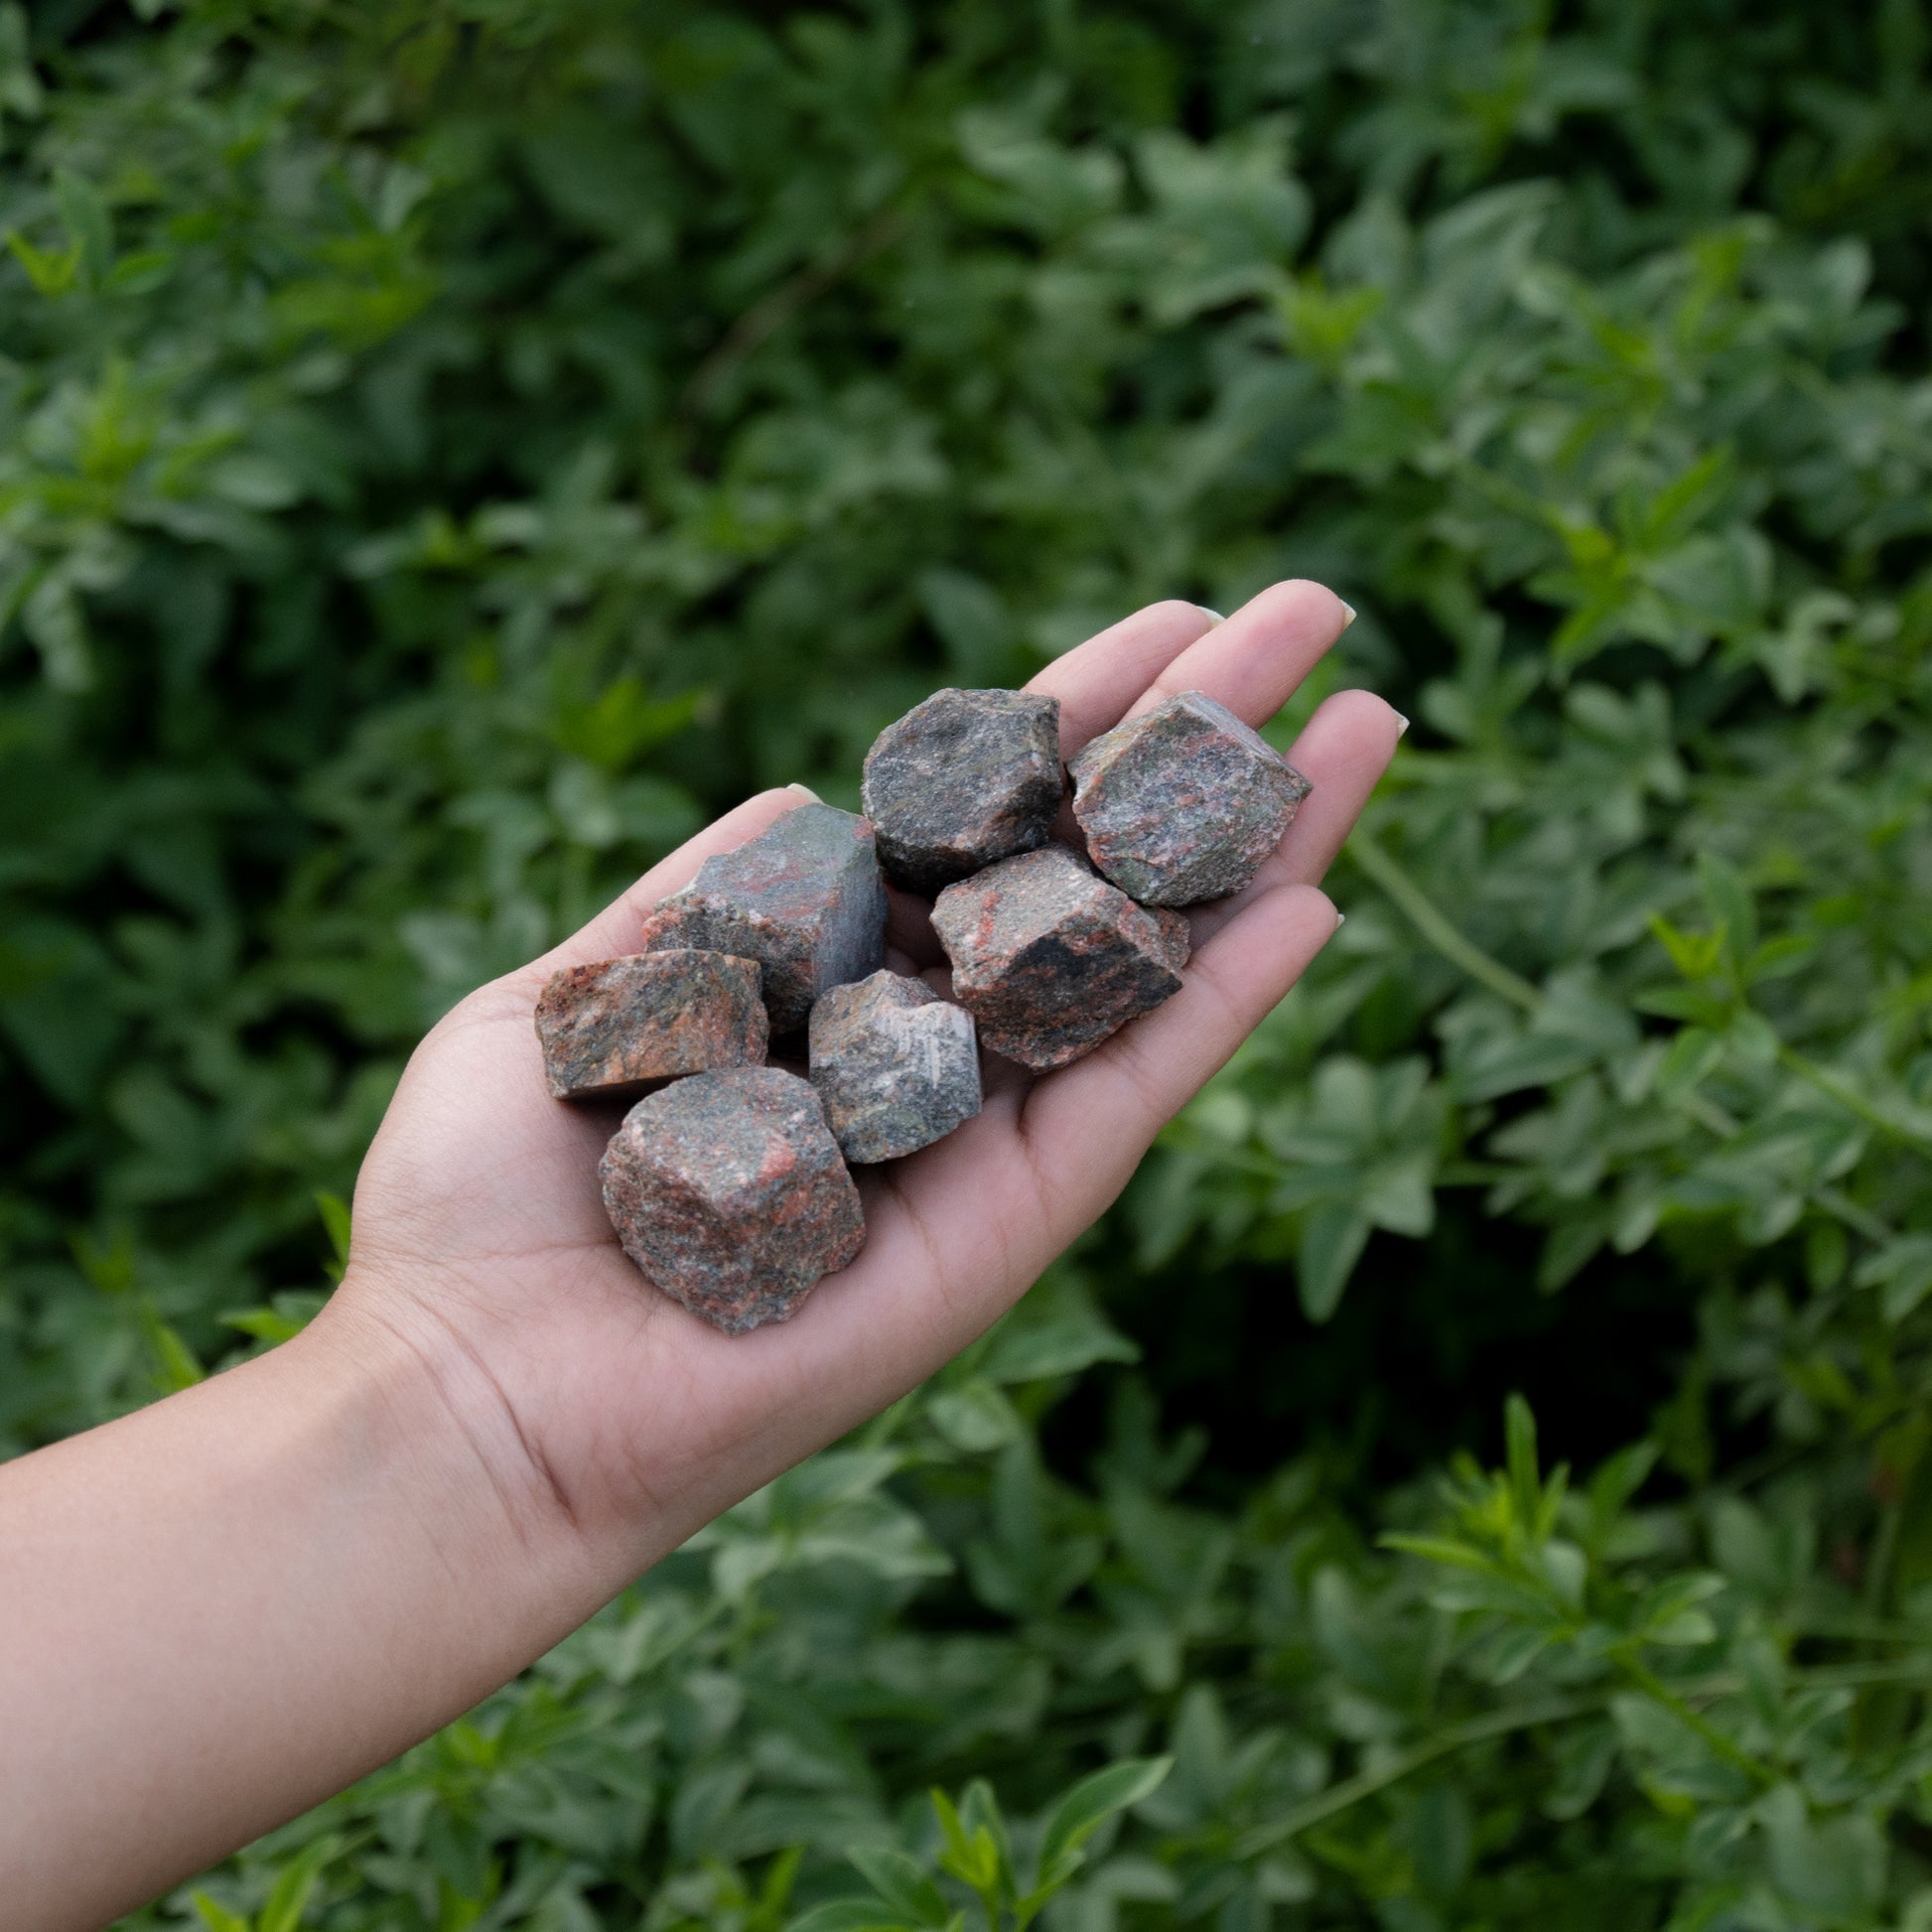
{"left": 332, "top": 582, "right": 1400, "bottom": 1583}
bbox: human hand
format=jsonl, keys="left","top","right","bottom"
{"left": 327, "top": 581, "right": 1401, "bottom": 1589}
{"left": 0, "top": 583, "right": 1398, "bottom": 1927}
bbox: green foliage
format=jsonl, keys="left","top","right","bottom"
{"left": 4, "top": 0, "right": 1932, "bottom": 1924}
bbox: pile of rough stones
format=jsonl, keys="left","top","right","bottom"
{"left": 534, "top": 687, "right": 1311, "bottom": 1334}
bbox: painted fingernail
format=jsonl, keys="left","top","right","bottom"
{"left": 1339, "top": 602, "right": 1358, "bottom": 627}
{"left": 786, "top": 782, "right": 822, "bottom": 802}
{"left": 1195, "top": 606, "right": 1227, "bottom": 624}
{"left": 1393, "top": 712, "right": 1411, "bottom": 738}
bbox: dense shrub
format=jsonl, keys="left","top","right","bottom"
{"left": 4, "top": 1, "right": 1931, "bottom": 1925}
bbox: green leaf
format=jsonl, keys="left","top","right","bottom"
{"left": 786, "top": 1905, "right": 920, "bottom": 1932}
{"left": 1036, "top": 1755, "right": 1172, "bottom": 1882}
{"left": 259, "top": 1835, "right": 340, "bottom": 1932}
{"left": 1298, "top": 1202, "right": 1370, "bottom": 1321}
{"left": 5, "top": 226, "right": 79, "bottom": 294}
{"left": 845, "top": 1848, "right": 947, "bottom": 1926}
{"left": 54, "top": 166, "right": 113, "bottom": 286}
{"left": 1505, "top": 1394, "right": 1541, "bottom": 1528}
{"left": 141, "top": 1306, "right": 205, "bottom": 1391}
{"left": 316, "top": 1191, "right": 352, "bottom": 1275}
{"left": 1760, "top": 1786, "right": 1885, "bottom": 1920}
{"left": 930, "top": 1787, "right": 1003, "bottom": 1899}
{"left": 190, "top": 1894, "right": 250, "bottom": 1932}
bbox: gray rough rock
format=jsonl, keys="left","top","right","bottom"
{"left": 930, "top": 844, "right": 1190, "bottom": 1072}
{"left": 598, "top": 1066, "right": 866, "bottom": 1334}
{"left": 808, "top": 970, "right": 981, "bottom": 1163}
{"left": 637, "top": 803, "right": 888, "bottom": 1031}
{"left": 534, "top": 949, "right": 767, "bottom": 1102}
{"left": 862, "top": 688, "right": 1064, "bottom": 894}
{"left": 1069, "top": 690, "right": 1312, "bottom": 905}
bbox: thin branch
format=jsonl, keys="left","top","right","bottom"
{"left": 1346, "top": 831, "right": 1543, "bottom": 1012}
{"left": 1777, "top": 1042, "right": 1932, "bottom": 1158}
{"left": 1232, "top": 1657, "right": 1932, "bottom": 1858}
{"left": 1233, "top": 1693, "right": 1598, "bottom": 1857}
{"left": 679, "top": 204, "right": 909, "bottom": 419}
{"left": 1613, "top": 1651, "right": 1774, "bottom": 1789}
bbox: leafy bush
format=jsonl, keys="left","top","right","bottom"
{"left": 4, "top": 0, "right": 1931, "bottom": 1925}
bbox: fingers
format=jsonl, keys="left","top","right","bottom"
{"left": 1028, "top": 601, "right": 1218, "bottom": 754}
{"left": 1017, "top": 882, "right": 1340, "bottom": 1215}
{"left": 1188, "top": 688, "right": 1405, "bottom": 946}
{"left": 524, "top": 785, "right": 813, "bottom": 981}
{"left": 886, "top": 881, "right": 945, "bottom": 970}
{"left": 1120, "top": 578, "right": 1353, "bottom": 734}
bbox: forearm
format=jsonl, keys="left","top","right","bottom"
{"left": 0, "top": 1297, "right": 608, "bottom": 1932}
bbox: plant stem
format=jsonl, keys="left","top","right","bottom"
{"left": 1777, "top": 1043, "right": 1932, "bottom": 1157}
{"left": 1817, "top": 1185, "right": 1896, "bottom": 1245}
{"left": 680, "top": 203, "right": 910, "bottom": 417}
{"left": 1347, "top": 832, "right": 1543, "bottom": 1012}
{"left": 1233, "top": 1693, "right": 1599, "bottom": 1856}
{"left": 1611, "top": 1651, "right": 1776, "bottom": 1789}
{"left": 1232, "top": 1658, "right": 1931, "bottom": 1858}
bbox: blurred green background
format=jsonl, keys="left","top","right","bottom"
{"left": 5, "top": 0, "right": 1932, "bottom": 1925}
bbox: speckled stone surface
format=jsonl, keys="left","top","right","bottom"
{"left": 535, "top": 949, "right": 768, "bottom": 1102}
{"left": 930, "top": 845, "right": 1190, "bottom": 1072}
{"left": 808, "top": 970, "right": 981, "bottom": 1163}
{"left": 1069, "top": 690, "right": 1312, "bottom": 906}
{"left": 862, "top": 688, "right": 1064, "bottom": 894}
{"left": 638, "top": 803, "right": 889, "bottom": 1032}
{"left": 598, "top": 1066, "right": 866, "bottom": 1333}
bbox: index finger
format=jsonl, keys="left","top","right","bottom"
{"left": 1026, "top": 600, "right": 1219, "bottom": 752}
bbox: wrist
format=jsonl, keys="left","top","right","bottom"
{"left": 302, "top": 1274, "right": 593, "bottom": 1571}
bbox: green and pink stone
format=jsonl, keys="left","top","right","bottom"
{"left": 1070, "top": 690, "right": 1311, "bottom": 906}
{"left": 861, "top": 687, "right": 1063, "bottom": 893}
{"left": 534, "top": 949, "right": 767, "bottom": 1101}
{"left": 809, "top": 970, "right": 981, "bottom": 1163}
{"left": 930, "top": 845, "right": 1190, "bottom": 1072}
{"left": 637, "top": 802, "right": 888, "bottom": 1032}
{"left": 599, "top": 1067, "right": 865, "bottom": 1334}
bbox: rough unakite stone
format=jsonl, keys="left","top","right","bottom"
{"left": 930, "top": 845, "right": 1190, "bottom": 1072}
{"left": 808, "top": 970, "right": 981, "bottom": 1164}
{"left": 598, "top": 1066, "right": 866, "bottom": 1334}
{"left": 534, "top": 949, "right": 767, "bottom": 1101}
{"left": 1069, "top": 690, "right": 1312, "bottom": 906}
{"left": 861, "top": 688, "right": 1064, "bottom": 893}
{"left": 638, "top": 803, "right": 888, "bottom": 1032}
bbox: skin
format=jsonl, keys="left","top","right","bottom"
{"left": 0, "top": 581, "right": 1401, "bottom": 1930}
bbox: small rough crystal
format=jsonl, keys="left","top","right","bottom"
{"left": 1069, "top": 690, "right": 1312, "bottom": 906}
{"left": 862, "top": 688, "right": 1064, "bottom": 894}
{"left": 638, "top": 803, "right": 889, "bottom": 1032}
{"left": 809, "top": 970, "right": 982, "bottom": 1164}
{"left": 930, "top": 845, "right": 1190, "bottom": 1072}
{"left": 535, "top": 949, "right": 768, "bottom": 1102}
{"left": 598, "top": 1067, "right": 866, "bottom": 1333}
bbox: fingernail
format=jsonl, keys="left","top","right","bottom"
{"left": 786, "top": 782, "right": 822, "bottom": 802}
{"left": 1195, "top": 606, "right": 1226, "bottom": 624}
{"left": 1339, "top": 602, "right": 1357, "bottom": 628}
{"left": 1393, "top": 712, "right": 1410, "bottom": 738}
{"left": 1334, "top": 910, "right": 1346, "bottom": 928}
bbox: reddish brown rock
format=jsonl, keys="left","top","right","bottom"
{"left": 638, "top": 803, "right": 889, "bottom": 1032}
{"left": 598, "top": 1067, "right": 865, "bottom": 1333}
{"left": 809, "top": 970, "right": 981, "bottom": 1163}
{"left": 930, "top": 845, "right": 1190, "bottom": 1072}
{"left": 1069, "top": 690, "right": 1312, "bottom": 906}
{"left": 862, "top": 688, "right": 1064, "bottom": 893}
{"left": 534, "top": 950, "right": 767, "bottom": 1102}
